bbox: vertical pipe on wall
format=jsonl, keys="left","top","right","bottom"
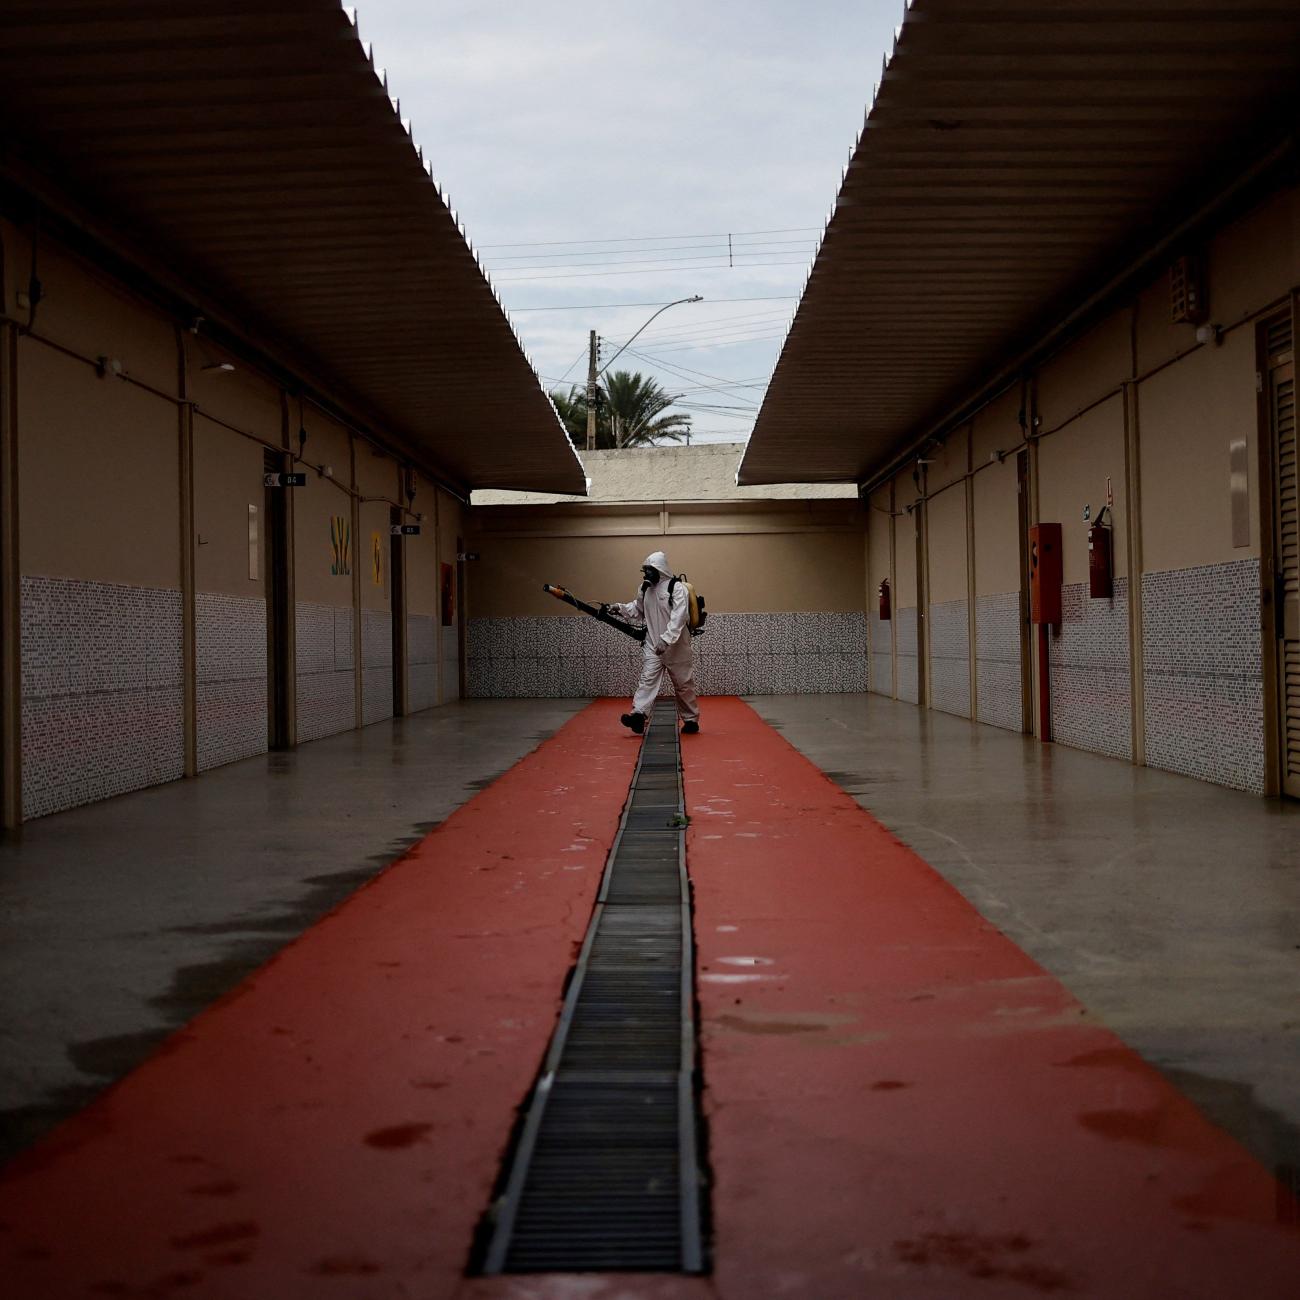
{"left": 175, "top": 327, "right": 197, "bottom": 778}
{"left": 275, "top": 392, "right": 297, "bottom": 748}
{"left": 862, "top": 503, "right": 872, "bottom": 690}
{"left": 349, "top": 434, "right": 362, "bottom": 727}
{"left": 432, "top": 483, "right": 443, "bottom": 705}
{"left": 965, "top": 425, "right": 978, "bottom": 719}
{"left": 916, "top": 471, "right": 930, "bottom": 711}
{"left": 1124, "top": 303, "right": 1146, "bottom": 768}
{"left": 0, "top": 318, "right": 21, "bottom": 827}
{"left": 888, "top": 480, "right": 898, "bottom": 698}
{"left": 391, "top": 473, "right": 408, "bottom": 717}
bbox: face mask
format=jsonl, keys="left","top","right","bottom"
{"left": 642, "top": 566, "right": 658, "bottom": 584}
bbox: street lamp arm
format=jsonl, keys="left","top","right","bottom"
{"left": 596, "top": 295, "right": 702, "bottom": 379}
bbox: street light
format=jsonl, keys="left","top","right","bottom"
{"left": 597, "top": 294, "right": 703, "bottom": 378}
{"left": 586, "top": 295, "right": 703, "bottom": 450}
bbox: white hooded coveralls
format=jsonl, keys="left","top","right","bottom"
{"left": 610, "top": 551, "right": 700, "bottom": 722}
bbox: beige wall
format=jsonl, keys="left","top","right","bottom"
{"left": 1139, "top": 325, "right": 1262, "bottom": 573}
{"left": 194, "top": 415, "right": 267, "bottom": 597}
{"left": 1036, "top": 395, "right": 1128, "bottom": 585}
{"left": 866, "top": 487, "right": 891, "bottom": 606}
{"left": 970, "top": 390, "right": 1024, "bottom": 596}
{"left": 356, "top": 442, "right": 397, "bottom": 613}
{"left": 1036, "top": 314, "right": 1130, "bottom": 433}
{"left": 926, "top": 479, "right": 968, "bottom": 605}
{"left": 407, "top": 471, "right": 439, "bottom": 618}
{"left": 18, "top": 341, "right": 180, "bottom": 588}
{"left": 293, "top": 410, "right": 355, "bottom": 606}
{"left": 467, "top": 506, "right": 866, "bottom": 620}
{"left": 893, "top": 477, "right": 920, "bottom": 610}
{"left": 7, "top": 229, "right": 177, "bottom": 398}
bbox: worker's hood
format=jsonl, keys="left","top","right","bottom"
{"left": 642, "top": 550, "right": 670, "bottom": 580}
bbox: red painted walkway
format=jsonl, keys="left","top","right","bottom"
{"left": 2, "top": 697, "right": 1298, "bottom": 1298}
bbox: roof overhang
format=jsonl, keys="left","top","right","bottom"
{"left": 0, "top": 0, "right": 586, "bottom": 496}
{"left": 740, "top": 0, "right": 1300, "bottom": 488}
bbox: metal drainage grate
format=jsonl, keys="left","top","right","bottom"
{"left": 480, "top": 709, "right": 705, "bottom": 1274}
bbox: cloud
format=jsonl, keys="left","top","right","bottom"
{"left": 351, "top": 1, "right": 896, "bottom": 438}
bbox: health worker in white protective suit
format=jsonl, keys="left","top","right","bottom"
{"left": 603, "top": 551, "right": 700, "bottom": 736}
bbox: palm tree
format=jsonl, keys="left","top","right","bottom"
{"left": 550, "top": 370, "right": 692, "bottom": 450}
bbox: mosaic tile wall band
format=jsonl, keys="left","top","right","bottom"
{"left": 467, "top": 611, "right": 867, "bottom": 698}
{"left": 894, "top": 608, "right": 919, "bottom": 705}
{"left": 1047, "top": 578, "right": 1132, "bottom": 762}
{"left": 408, "top": 614, "right": 438, "bottom": 714}
{"left": 295, "top": 601, "right": 356, "bottom": 744}
{"left": 975, "top": 591, "right": 1023, "bottom": 733}
{"left": 928, "top": 599, "right": 971, "bottom": 718}
{"left": 1142, "top": 558, "right": 1264, "bottom": 794}
{"left": 361, "top": 608, "right": 394, "bottom": 726}
{"left": 21, "top": 575, "right": 184, "bottom": 820}
{"left": 196, "top": 592, "right": 268, "bottom": 773}
{"left": 868, "top": 612, "right": 893, "bottom": 697}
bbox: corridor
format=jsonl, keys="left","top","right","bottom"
{"left": 1, "top": 696, "right": 1296, "bottom": 1297}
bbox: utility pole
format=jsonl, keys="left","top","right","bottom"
{"left": 585, "top": 329, "right": 598, "bottom": 451}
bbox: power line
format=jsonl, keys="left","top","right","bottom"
{"left": 505, "top": 295, "right": 799, "bottom": 312}
{"left": 633, "top": 310, "right": 791, "bottom": 345}
{"left": 493, "top": 257, "right": 811, "bottom": 283}
{"left": 550, "top": 344, "right": 589, "bottom": 388}
{"left": 492, "top": 248, "right": 811, "bottom": 275}
{"left": 624, "top": 347, "right": 770, "bottom": 390}
{"left": 635, "top": 331, "right": 788, "bottom": 355}
{"left": 479, "top": 225, "right": 820, "bottom": 250}
{"left": 487, "top": 238, "right": 814, "bottom": 265}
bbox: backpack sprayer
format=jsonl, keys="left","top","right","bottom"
{"left": 542, "top": 584, "right": 647, "bottom": 642}
{"left": 542, "top": 579, "right": 707, "bottom": 639}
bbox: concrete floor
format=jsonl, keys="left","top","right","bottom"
{"left": 750, "top": 692, "right": 1300, "bottom": 1182}
{"left": 0, "top": 698, "right": 586, "bottom": 1165}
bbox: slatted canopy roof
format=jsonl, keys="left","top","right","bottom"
{"left": 0, "top": 0, "right": 585, "bottom": 496}
{"left": 739, "top": 0, "right": 1300, "bottom": 488}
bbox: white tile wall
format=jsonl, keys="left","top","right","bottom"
{"left": 928, "top": 599, "right": 970, "bottom": 718}
{"left": 1048, "top": 578, "right": 1131, "bottom": 762}
{"left": 975, "top": 591, "right": 1023, "bottom": 732}
{"left": 1142, "top": 559, "right": 1264, "bottom": 793}
{"left": 466, "top": 611, "right": 868, "bottom": 698}
{"left": 21, "top": 576, "right": 184, "bottom": 819}
{"left": 295, "top": 601, "right": 356, "bottom": 743}
{"left": 196, "top": 591, "right": 268, "bottom": 772}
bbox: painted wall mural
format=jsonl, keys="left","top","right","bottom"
{"left": 330, "top": 516, "right": 351, "bottom": 576}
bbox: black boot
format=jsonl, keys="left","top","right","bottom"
{"left": 681, "top": 719, "right": 699, "bottom": 735}
{"left": 620, "top": 711, "right": 646, "bottom": 735}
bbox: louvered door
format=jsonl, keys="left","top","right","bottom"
{"left": 1268, "top": 312, "right": 1299, "bottom": 795}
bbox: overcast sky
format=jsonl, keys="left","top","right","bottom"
{"left": 352, "top": 1, "right": 899, "bottom": 443}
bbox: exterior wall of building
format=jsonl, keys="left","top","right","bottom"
{"left": 863, "top": 182, "right": 1298, "bottom": 795}
{"left": 465, "top": 502, "right": 867, "bottom": 699}
{"left": 970, "top": 392, "right": 1026, "bottom": 733}
{"left": 292, "top": 408, "right": 360, "bottom": 744}
{"left": 1036, "top": 395, "right": 1132, "bottom": 762}
{"left": 866, "top": 487, "right": 893, "bottom": 697}
{"left": 405, "top": 472, "right": 441, "bottom": 715}
{"left": 356, "top": 447, "right": 397, "bottom": 728}
{"left": 2, "top": 215, "right": 466, "bottom": 822}
{"left": 192, "top": 375, "right": 274, "bottom": 773}
{"left": 438, "top": 489, "right": 465, "bottom": 703}
{"left": 923, "top": 432, "right": 971, "bottom": 718}
{"left": 15, "top": 238, "right": 184, "bottom": 819}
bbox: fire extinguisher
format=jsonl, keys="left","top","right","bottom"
{"left": 1088, "top": 507, "right": 1113, "bottom": 600}
{"left": 878, "top": 578, "right": 891, "bottom": 621}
